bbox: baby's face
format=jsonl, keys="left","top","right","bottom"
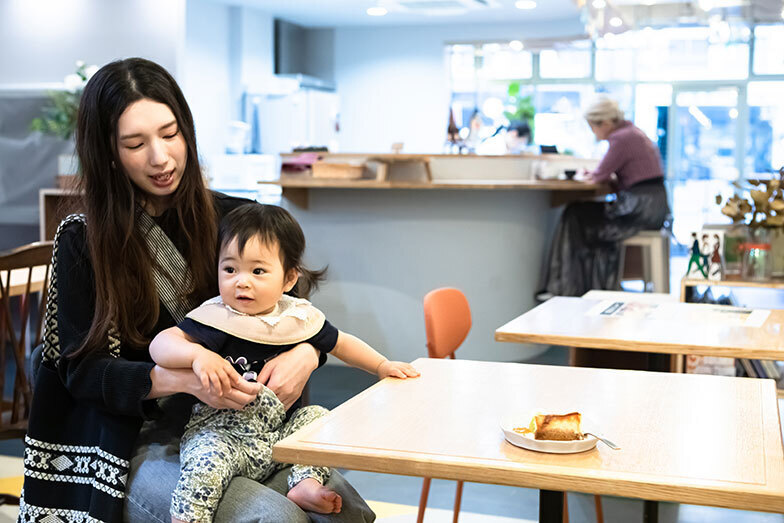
{"left": 218, "top": 235, "right": 297, "bottom": 316}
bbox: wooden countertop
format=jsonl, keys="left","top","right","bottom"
{"left": 260, "top": 175, "right": 603, "bottom": 191}
{"left": 273, "top": 358, "right": 784, "bottom": 513}
{"left": 279, "top": 152, "right": 577, "bottom": 160}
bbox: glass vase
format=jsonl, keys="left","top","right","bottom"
{"left": 742, "top": 227, "right": 772, "bottom": 281}
{"left": 722, "top": 223, "right": 748, "bottom": 277}
{"left": 770, "top": 228, "right": 784, "bottom": 278}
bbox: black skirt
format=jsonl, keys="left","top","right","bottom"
{"left": 537, "top": 177, "right": 670, "bottom": 298}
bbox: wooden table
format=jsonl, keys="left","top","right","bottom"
{"left": 495, "top": 296, "right": 784, "bottom": 361}
{"left": 274, "top": 358, "right": 784, "bottom": 520}
{"left": 0, "top": 266, "right": 47, "bottom": 297}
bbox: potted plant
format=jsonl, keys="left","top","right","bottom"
{"left": 717, "top": 166, "right": 784, "bottom": 278}
{"left": 504, "top": 81, "right": 535, "bottom": 141}
{"left": 30, "top": 61, "right": 98, "bottom": 188}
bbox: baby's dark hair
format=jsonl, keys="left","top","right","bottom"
{"left": 218, "top": 203, "right": 326, "bottom": 298}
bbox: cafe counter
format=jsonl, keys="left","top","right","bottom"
{"left": 261, "top": 153, "right": 604, "bottom": 364}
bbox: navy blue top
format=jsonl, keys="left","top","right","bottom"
{"left": 179, "top": 316, "right": 339, "bottom": 414}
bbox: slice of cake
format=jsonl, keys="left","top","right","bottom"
{"left": 533, "top": 412, "right": 583, "bottom": 441}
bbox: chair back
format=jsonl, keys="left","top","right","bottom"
{"left": 423, "top": 287, "right": 471, "bottom": 359}
{"left": 0, "top": 241, "right": 53, "bottom": 438}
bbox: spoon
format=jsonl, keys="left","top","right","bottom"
{"left": 584, "top": 432, "right": 620, "bottom": 450}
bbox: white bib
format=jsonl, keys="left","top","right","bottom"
{"left": 185, "top": 294, "right": 325, "bottom": 346}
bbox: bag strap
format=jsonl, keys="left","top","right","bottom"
{"left": 42, "top": 211, "right": 195, "bottom": 364}
{"left": 136, "top": 209, "right": 193, "bottom": 324}
{"left": 42, "top": 214, "right": 121, "bottom": 364}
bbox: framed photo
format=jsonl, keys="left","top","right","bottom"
{"left": 686, "top": 230, "right": 724, "bottom": 280}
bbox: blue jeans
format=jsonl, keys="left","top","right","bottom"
{"left": 124, "top": 394, "right": 375, "bottom": 523}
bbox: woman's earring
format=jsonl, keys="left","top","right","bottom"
{"left": 111, "top": 161, "right": 116, "bottom": 169}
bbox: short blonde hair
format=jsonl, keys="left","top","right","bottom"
{"left": 584, "top": 97, "right": 624, "bottom": 125}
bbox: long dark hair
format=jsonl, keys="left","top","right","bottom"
{"left": 219, "top": 203, "right": 326, "bottom": 299}
{"left": 73, "top": 57, "right": 217, "bottom": 355}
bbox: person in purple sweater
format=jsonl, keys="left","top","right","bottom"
{"left": 537, "top": 97, "right": 670, "bottom": 301}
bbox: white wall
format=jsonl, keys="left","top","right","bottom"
{"left": 334, "top": 20, "right": 584, "bottom": 153}
{"left": 0, "top": 0, "right": 274, "bottom": 160}
{"left": 0, "top": 0, "right": 185, "bottom": 84}
{"left": 289, "top": 188, "right": 556, "bottom": 364}
{"left": 182, "top": 0, "right": 234, "bottom": 158}
{"left": 183, "top": 0, "right": 275, "bottom": 158}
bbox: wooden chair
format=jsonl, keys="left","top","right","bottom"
{"left": 0, "top": 241, "right": 52, "bottom": 439}
{"left": 418, "top": 287, "right": 471, "bottom": 523}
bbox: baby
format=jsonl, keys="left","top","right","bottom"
{"left": 150, "top": 202, "right": 419, "bottom": 523}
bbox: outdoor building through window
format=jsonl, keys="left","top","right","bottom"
{"left": 445, "top": 23, "right": 784, "bottom": 249}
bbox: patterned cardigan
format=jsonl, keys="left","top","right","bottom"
{"left": 19, "top": 212, "right": 194, "bottom": 522}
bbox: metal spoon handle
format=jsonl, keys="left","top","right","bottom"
{"left": 584, "top": 432, "right": 620, "bottom": 450}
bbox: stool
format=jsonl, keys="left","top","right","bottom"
{"left": 618, "top": 229, "right": 670, "bottom": 293}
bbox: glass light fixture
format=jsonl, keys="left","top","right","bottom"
{"left": 509, "top": 40, "right": 524, "bottom": 51}
{"left": 609, "top": 16, "right": 623, "bottom": 27}
{"left": 367, "top": 6, "right": 387, "bottom": 16}
{"left": 592, "top": 0, "right": 606, "bottom": 8}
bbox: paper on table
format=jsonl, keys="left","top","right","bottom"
{"left": 586, "top": 300, "right": 771, "bottom": 328}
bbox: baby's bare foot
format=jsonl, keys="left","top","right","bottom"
{"left": 287, "top": 478, "right": 343, "bottom": 514}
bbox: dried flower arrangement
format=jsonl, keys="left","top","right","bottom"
{"left": 718, "top": 166, "right": 784, "bottom": 228}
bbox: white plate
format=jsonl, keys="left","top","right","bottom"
{"left": 500, "top": 412, "right": 598, "bottom": 454}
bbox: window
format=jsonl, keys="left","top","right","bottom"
{"left": 636, "top": 27, "right": 749, "bottom": 82}
{"left": 595, "top": 31, "right": 638, "bottom": 82}
{"left": 753, "top": 25, "right": 784, "bottom": 75}
{"left": 746, "top": 82, "right": 784, "bottom": 176}
{"left": 539, "top": 41, "right": 592, "bottom": 79}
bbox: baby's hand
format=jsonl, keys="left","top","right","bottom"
{"left": 377, "top": 360, "right": 420, "bottom": 379}
{"left": 192, "top": 349, "right": 240, "bottom": 396}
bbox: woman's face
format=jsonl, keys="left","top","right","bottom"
{"left": 116, "top": 98, "right": 187, "bottom": 215}
{"left": 588, "top": 120, "right": 615, "bottom": 141}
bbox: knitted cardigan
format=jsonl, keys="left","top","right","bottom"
{"left": 19, "top": 193, "right": 253, "bottom": 522}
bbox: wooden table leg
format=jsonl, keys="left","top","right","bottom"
{"left": 539, "top": 490, "right": 564, "bottom": 523}
{"left": 643, "top": 500, "right": 658, "bottom": 523}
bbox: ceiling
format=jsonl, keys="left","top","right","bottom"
{"left": 210, "top": 0, "right": 582, "bottom": 27}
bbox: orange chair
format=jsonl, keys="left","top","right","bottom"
{"left": 419, "top": 288, "right": 603, "bottom": 523}
{"left": 417, "top": 287, "right": 471, "bottom": 523}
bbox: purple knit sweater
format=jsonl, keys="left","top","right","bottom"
{"left": 590, "top": 120, "right": 663, "bottom": 190}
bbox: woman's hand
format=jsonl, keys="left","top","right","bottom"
{"left": 147, "top": 366, "right": 260, "bottom": 410}
{"left": 256, "top": 343, "right": 319, "bottom": 410}
{"left": 192, "top": 375, "right": 260, "bottom": 410}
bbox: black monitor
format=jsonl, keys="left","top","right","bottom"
{"left": 539, "top": 144, "right": 558, "bottom": 154}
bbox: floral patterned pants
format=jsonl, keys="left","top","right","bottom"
{"left": 170, "top": 385, "right": 330, "bottom": 522}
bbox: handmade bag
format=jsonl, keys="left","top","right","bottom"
{"left": 20, "top": 211, "right": 193, "bottom": 523}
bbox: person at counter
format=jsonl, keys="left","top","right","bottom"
{"left": 536, "top": 97, "right": 670, "bottom": 300}
{"left": 504, "top": 120, "right": 532, "bottom": 154}
{"left": 477, "top": 120, "right": 533, "bottom": 155}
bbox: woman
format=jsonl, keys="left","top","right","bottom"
{"left": 20, "top": 58, "right": 374, "bottom": 523}
{"left": 537, "top": 96, "right": 670, "bottom": 300}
